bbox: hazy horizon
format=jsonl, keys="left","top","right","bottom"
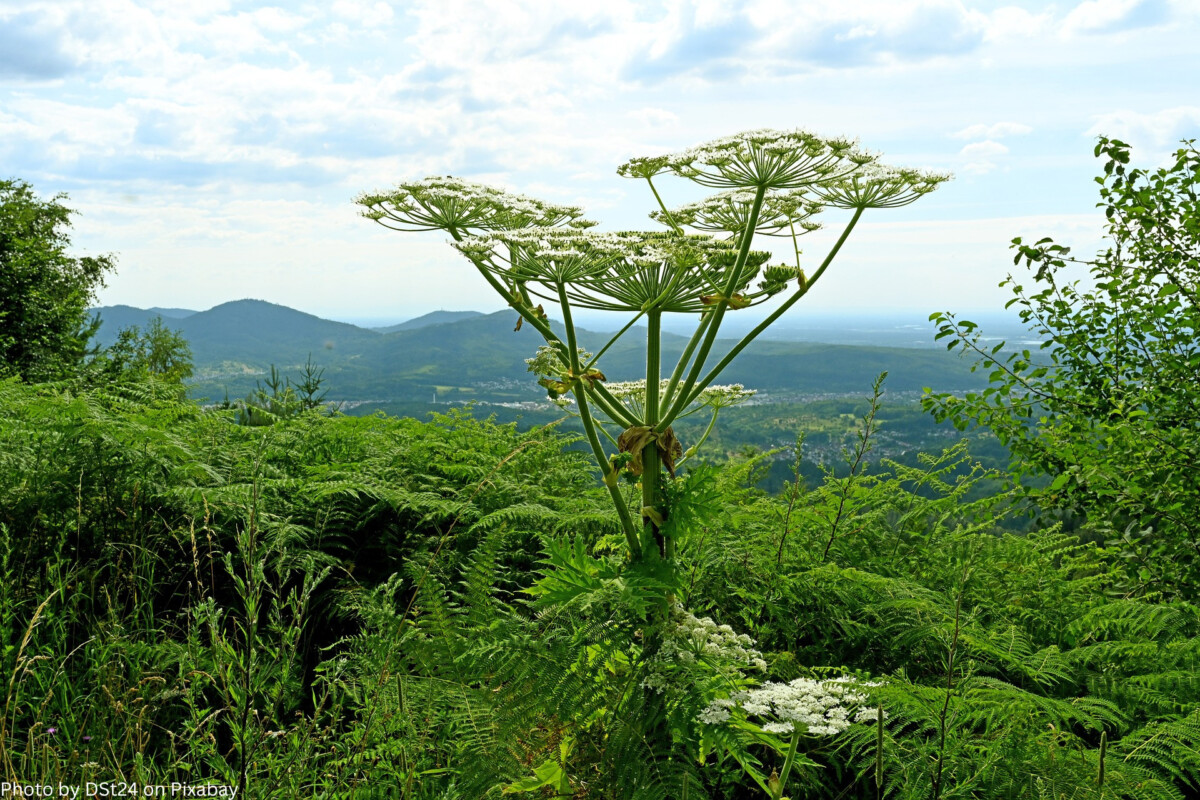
{"left": 93, "top": 298, "right": 1035, "bottom": 348}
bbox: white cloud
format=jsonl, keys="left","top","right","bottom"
{"left": 626, "top": 107, "right": 678, "bottom": 127}
{"left": 628, "top": 0, "right": 995, "bottom": 81}
{"left": 983, "top": 6, "right": 1055, "bottom": 40}
{"left": 1063, "top": 0, "right": 1170, "bottom": 34}
{"left": 331, "top": 0, "right": 394, "bottom": 26}
{"left": 1086, "top": 106, "right": 1200, "bottom": 156}
{"left": 952, "top": 122, "right": 1033, "bottom": 140}
{"left": 960, "top": 141, "right": 1009, "bottom": 157}
{"left": 958, "top": 140, "right": 1009, "bottom": 174}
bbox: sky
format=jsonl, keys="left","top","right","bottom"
{"left": 2, "top": 0, "right": 1198, "bottom": 325}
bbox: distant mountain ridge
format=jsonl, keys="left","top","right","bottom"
{"left": 92, "top": 302, "right": 485, "bottom": 349}
{"left": 90, "top": 301, "right": 987, "bottom": 403}
{"left": 373, "top": 310, "right": 483, "bottom": 333}
{"left": 147, "top": 307, "right": 197, "bottom": 319}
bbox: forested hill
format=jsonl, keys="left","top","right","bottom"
{"left": 91, "top": 301, "right": 987, "bottom": 402}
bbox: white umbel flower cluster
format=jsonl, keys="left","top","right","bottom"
{"left": 652, "top": 188, "right": 824, "bottom": 238}
{"left": 357, "top": 176, "right": 591, "bottom": 233}
{"left": 700, "top": 675, "right": 883, "bottom": 736}
{"left": 813, "top": 164, "right": 953, "bottom": 210}
{"left": 619, "top": 129, "right": 876, "bottom": 190}
{"left": 454, "top": 227, "right": 780, "bottom": 314}
{"left": 452, "top": 228, "right": 642, "bottom": 285}
{"left": 642, "top": 605, "right": 767, "bottom": 693}
{"left": 663, "top": 606, "right": 769, "bottom": 671}
{"left": 697, "top": 383, "right": 758, "bottom": 409}
{"left": 605, "top": 380, "right": 756, "bottom": 416}
{"left": 604, "top": 381, "right": 753, "bottom": 407}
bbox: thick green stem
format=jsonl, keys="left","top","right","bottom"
{"left": 643, "top": 311, "right": 665, "bottom": 559}
{"left": 659, "top": 310, "right": 714, "bottom": 421}
{"left": 772, "top": 730, "right": 802, "bottom": 800}
{"left": 578, "top": 388, "right": 641, "bottom": 557}
{"left": 666, "top": 207, "right": 865, "bottom": 425}
{"left": 660, "top": 186, "right": 767, "bottom": 426}
{"left": 789, "top": 220, "right": 803, "bottom": 270}
{"left": 580, "top": 312, "right": 652, "bottom": 426}
{"left": 558, "top": 283, "right": 640, "bottom": 555}
{"left": 560, "top": 286, "right": 582, "bottom": 371}
{"left": 721, "top": 187, "right": 768, "bottom": 296}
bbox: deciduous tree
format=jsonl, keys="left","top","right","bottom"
{"left": 101, "top": 315, "right": 194, "bottom": 384}
{"left": 925, "top": 137, "right": 1200, "bottom": 599}
{"left": 0, "top": 179, "right": 114, "bottom": 381}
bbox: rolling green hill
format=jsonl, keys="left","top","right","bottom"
{"left": 92, "top": 302, "right": 987, "bottom": 404}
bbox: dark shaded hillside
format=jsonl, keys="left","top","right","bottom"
{"left": 93, "top": 300, "right": 379, "bottom": 364}
{"left": 177, "top": 299, "right": 382, "bottom": 365}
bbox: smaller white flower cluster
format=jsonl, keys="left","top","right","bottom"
{"left": 358, "top": 176, "right": 590, "bottom": 233}
{"left": 814, "top": 164, "right": 953, "bottom": 209}
{"left": 700, "top": 675, "right": 884, "bottom": 736}
{"left": 453, "top": 229, "right": 643, "bottom": 282}
{"left": 663, "top": 606, "right": 769, "bottom": 671}
{"left": 698, "top": 383, "right": 757, "bottom": 409}
{"left": 642, "top": 606, "right": 767, "bottom": 693}
{"left": 604, "top": 379, "right": 667, "bottom": 400}
{"left": 524, "top": 344, "right": 592, "bottom": 377}
{"left": 499, "top": 227, "right": 639, "bottom": 251}
{"left": 671, "top": 129, "right": 840, "bottom": 171}
{"left": 604, "top": 380, "right": 756, "bottom": 411}
{"left": 653, "top": 188, "right": 824, "bottom": 238}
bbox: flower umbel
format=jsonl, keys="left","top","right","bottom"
{"left": 356, "top": 176, "right": 590, "bottom": 235}
{"left": 814, "top": 165, "right": 953, "bottom": 210}
{"left": 642, "top": 605, "right": 767, "bottom": 693}
{"left": 621, "top": 129, "right": 876, "bottom": 190}
{"left": 606, "top": 380, "right": 755, "bottom": 418}
{"left": 652, "top": 188, "right": 824, "bottom": 238}
{"left": 701, "top": 675, "right": 883, "bottom": 737}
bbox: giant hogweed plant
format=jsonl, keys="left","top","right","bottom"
{"left": 359, "top": 129, "right": 947, "bottom": 567}
{"left": 359, "top": 129, "right": 948, "bottom": 795}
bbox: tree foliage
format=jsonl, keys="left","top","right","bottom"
{"left": 98, "top": 315, "right": 194, "bottom": 384}
{"left": 0, "top": 179, "right": 114, "bottom": 381}
{"left": 925, "top": 137, "right": 1200, "bottom": 600}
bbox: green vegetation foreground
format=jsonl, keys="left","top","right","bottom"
{"left": 3, "top": 380, "right": 1198, "bottom": 798}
